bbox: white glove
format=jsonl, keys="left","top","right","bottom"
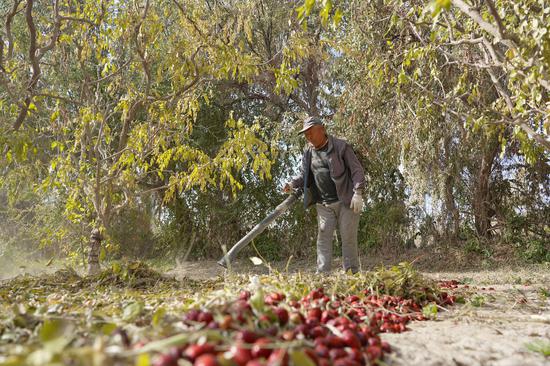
{"left": 350, "top": 191, "right": 364, "bottom": 214}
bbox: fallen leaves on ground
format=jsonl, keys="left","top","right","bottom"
{"left": 0, "top": 262, "right": 464, "bottom": 366}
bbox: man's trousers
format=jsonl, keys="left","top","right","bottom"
{"left": 315, "top": 201, "right": 360, "bottom": 273}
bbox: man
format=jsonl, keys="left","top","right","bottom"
{"left": 284, "top": 116, "right": 365, "bottom": 274}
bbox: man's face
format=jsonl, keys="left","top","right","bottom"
{"left": 304, "top": 124, "right": 327, "bottom": 149}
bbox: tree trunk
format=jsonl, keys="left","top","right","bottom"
{"left": 442, "top": 136, "right": 460, "bottom": 239}
{"left": 444, "top": 173, "right": 460, "bottom": 239}
{"left": 472, "top": 137, "right": 499, "bottom": 237}
{"left": 87, "top": 228, "right": 102, "bottom": 275}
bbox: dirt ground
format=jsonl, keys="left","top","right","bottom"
{"left": 168, "top": 259, "right": 550, "bottom": 366}
{"left": 383, "top": 270, "right": 550, "bottom": 366}
{"left": 3, "top": 254, "right": 548, "bottom": 365}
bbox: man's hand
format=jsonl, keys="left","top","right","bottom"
{"left": 350, "top": 191, "right": 363, "bottom": 214}
{"left": 282, "top": 183, "right": 292, "bottom": 193}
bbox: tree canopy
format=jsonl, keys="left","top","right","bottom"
{"left": 1, "top": 0, "right": 548, "bottom": 265}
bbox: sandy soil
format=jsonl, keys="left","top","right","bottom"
{"left": 168, "top": 260, "right": 550, "bottom": 366}
{"left": 4, "top": 256, "right": 548, "bottom": 365}
{"left": 383, "top": 270, "right": 550, "bottom": 366}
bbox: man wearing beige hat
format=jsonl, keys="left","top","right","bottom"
{"left": 284, "top": 116, "right": 365, "bottom": 274}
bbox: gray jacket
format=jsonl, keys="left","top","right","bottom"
{"left": 290, "top": 135, "right": 365, "bottom": 208}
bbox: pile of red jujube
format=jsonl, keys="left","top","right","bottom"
{"left": 152, "top": 285, "right": 456, "bottom": 366}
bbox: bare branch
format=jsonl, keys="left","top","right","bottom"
{"left": 480, "top": 37, "right": 504, "bottom": 66}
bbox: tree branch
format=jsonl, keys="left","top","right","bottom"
{"left": 91, "top": 59, "right": 131, "bottom": 84}
{"left": 13, "top": 0, "right": 38, "bottom": 131}
{"left": 479, "top": 44, "right": 550, "bottom": 150}
{"left": 35, "top": 92, "right": 83, "bottom": 106}
{"left": 36, "top": 0, "right": 61, "bottom": 60}
{"left": 451, "top": 0, "right": 518, "bottom": 48}
{"left": 485, "top": 0, "right": 521, "bottom": 45}
{"left": 4, "top": 0, "right": 22, "bottom": 61}
{"left": 59, "top": 15, "right": 96, "bottom": 26}
{"left": 172, "top": 0, "right": 206, "bottom": 38}
{"left": 0, "top": 36, "right": 4, "bottom": 72}
{"left": 13, "top": 0, "right": 61, "bottom": 131}
{"left": 443, "top": 36, "right": 484, "bottom": 46}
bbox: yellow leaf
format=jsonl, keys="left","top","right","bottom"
{"left": 135, "top": 353, "right": 150, "bottom": 366}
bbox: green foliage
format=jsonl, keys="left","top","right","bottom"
{"left": 297, "top": 0, "right": 342, "bottom": 28}
{"left": 501, "top": 210, "right": 550, "bottom": 263}
{"left": 518, "top": 239, "right": 550, "bottom": 263}
{"left": 1, "top": 0, "right": 316, "bottom": 263}
{"left": 1, "top": 0, "right": 294, "bottom": 233}
{"left": 328, "top": 0, "right": 549, "bottom": 247}
{"left": 359, "top": 201, "right": 409, "bottom": 250}
{"left": 463, "top": 237, "right": 493, "bottom": 259}
{"left": 0, "top": 0, "right": 548, "bottom": 266}
{"left": 469, "top": 294, "right": 486, "bottom": 307}
{"left": 525, "top": 340, "right": 550, "bottom": 357}
{"left": 538, "top": 287, "right": 549, "bottom": 300}
{"left": 366, "top": 262, "right": 441, "bottom": 301}
{"left": 108, "top": 204, "right": 155, "bottom": 259}
{"left": 422, "top": 302, "right": 439, "bottom": 319}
